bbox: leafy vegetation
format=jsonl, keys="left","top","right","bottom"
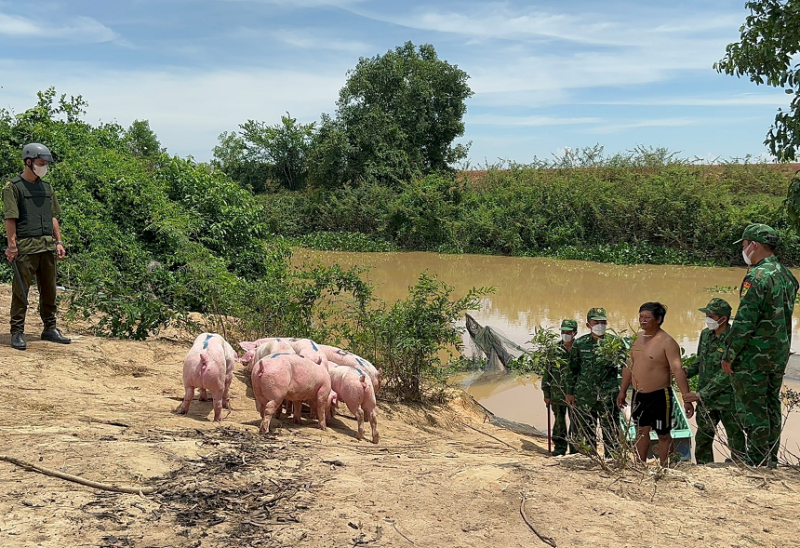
{"left": 339, "top": 273, "right": 491, "bottom": 401}
{"left": 0, "top": 89, "right": 490, "bottom": 404}
{"left": 258, "top": 146, "right": 800, "bottom": 266}
{"left": 717, "top": 0, "right": 800, "bottom": 161}
{"left": 214, "top": 42, "right": 472, "bottom": 191}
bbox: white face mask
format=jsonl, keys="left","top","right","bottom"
{"left": 32, "top": 164, "right": 48, "bottom": 178}
{"left": 705, "top": 317, "right": 721, "bottom": 331}
{"left": 742, "top": 243, "right": 754, "bottom": 266}
{"left": 591, "top": 324, "right": 607, "bottom": 336}
{"left": 561, "top": 333, "right": 573, "bottom": 343}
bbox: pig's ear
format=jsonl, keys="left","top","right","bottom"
{"left": 239, "top": 341, "right": 256, "bottom": 351}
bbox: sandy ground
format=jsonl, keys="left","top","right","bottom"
{"left": 1, "top": 285, "right": 799, "bottom": 548}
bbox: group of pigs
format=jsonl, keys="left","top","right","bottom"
{"left": 178, "top": 333, "right": 380, "bottom": 443}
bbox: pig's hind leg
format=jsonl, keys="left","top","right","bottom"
{"left": 259, "top": 400, "right": 281, "bottom": 435}
{"left": 345, "top": 401, "right": 365, "bottom": 441}
{"left": 178, "top": 386, "right": 195, "bottom": 415}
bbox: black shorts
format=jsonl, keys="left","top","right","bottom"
{"left": 631, "top": 388, "right": 673, "bottom": 436}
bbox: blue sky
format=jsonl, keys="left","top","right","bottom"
{"left": 0, "top": 0, "right": 789, "bottom": 164}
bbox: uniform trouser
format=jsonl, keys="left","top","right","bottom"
{"left": 550, "top": 402, "right": 577, "bottom": 455}
{"left": 570, "top": 399, "right": 620, "bottom": 456}
{"left": 694, "top": 402, "right": 746, "bottom": 464}
{"left": 10, "top": 251, "right": 58, "bottom": 334}
{"left": 731, "top": 366, "right": 784, "bottom": 467}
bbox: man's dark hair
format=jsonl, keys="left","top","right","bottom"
{"left": 639, "top": 302, "right": 667, "bottom": 325}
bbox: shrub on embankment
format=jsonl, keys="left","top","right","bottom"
{"left": 259, "top": 151, "right": 800, "bottom": 266}
{"left": 0, "top": 90, "right": 483, "bottom": 402}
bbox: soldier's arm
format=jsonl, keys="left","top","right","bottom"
{"left": 565, "top": 343, "right": 580, "bottom": 396}
{"left": 696, "top": 369, "right": 730, "bottom": 402}
{"left": 52, "top": 217, "right": 65, "bottom": 259}
{"left": 722, "top": 276, "right": 763, "bottom": 364}
{"left": 3, "top": 184, "right": 18, "bottom": 261}
{"left": 685, "top": 331, "right": 705, "bottom": 379}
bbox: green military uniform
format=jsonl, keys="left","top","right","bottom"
{"left": 3, "top": 176, "right": 62, "bottom": 335}
{"left": 542, "top": 319, "right": 578, "bottom": 456}
{"left": 687, "top": 298, "right": 745, "bottom": 464}
{"left": 567, "top": 308, "right": 623, "bottom": 456}
{"left": 723, "top": 225, "right": 799, "bottom": 467}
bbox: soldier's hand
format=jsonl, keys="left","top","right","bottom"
{"left": 56, "top": 243, "right": 66, "bottom": 260}
{"left": 616, "top": 391, "right": 628, "bottom": 409}
{"left": 721, "top": 361, "right": 733, "bottom": 375}
{"left": 5, "top": 247, "right": 17, "bottom": 262}
{"left": 565, "top": 395, "right": 575, "bottom": 406}
{"left": 543, "top": 397, "right": 551, "bottom": 406}
{"left": 684, "top": 402, "right": 695, "bottom": 419}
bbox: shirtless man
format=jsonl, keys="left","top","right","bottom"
{"left": 616, "top": 302, "right": 695, "bottom": 465}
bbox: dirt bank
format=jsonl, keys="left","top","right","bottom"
{"left": 0, "top": 285, "right": 798, "bottom": 548}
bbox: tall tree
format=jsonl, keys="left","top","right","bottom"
{"left": 336, "top": 42, "right": 473, "bottom": 186}
{"left": 716, "top": 1, "right": 800, "bottom": 160}
{"left": 213, "top": 113, "right": 314, "bottom": 192}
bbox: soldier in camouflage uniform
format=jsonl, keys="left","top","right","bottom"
{"left": 686, "top": 298, "right": 746, "bottom": 464}
{"left": 720, "top": 224, "right": 797, "bottom": 467}
{"left": 542, "top": 319, "right": 578, "bottom": 456}
{"left": 567, "top": 307, "right": 624, "bottom": 456}
{"left": 3, "top": 143, "right": 71, "bottom": 351}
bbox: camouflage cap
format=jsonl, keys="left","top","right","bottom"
{"left": 560, "top": 319, "right": 578, "bottom": 331}
{"left": 586, "top": 307, "right": 607, "bottom": 321}
{"left": 698, "top": 297, "right": 732, "bottom": 318}
{"left": 733, "top": 223, "right": 779, "bottom": 246}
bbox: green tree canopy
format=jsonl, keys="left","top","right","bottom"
{"left": 716, "top": 0, "right": 800, "bottom": 160}
{"left": 213, "top": 113, "right": 314, "bottom": 191}
{"left": 336, "top": 41, "right": 473, "bottom": 186}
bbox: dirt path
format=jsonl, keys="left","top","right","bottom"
{"left": 0, "top": 286, "right": 798, "bottom": 548}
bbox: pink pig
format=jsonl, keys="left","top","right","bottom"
{"left": 178, "top": 333, "right": 237, "bottom": 422}
{"left": 328, "top": 365, "right": 379, "bottom": 443}
{"left": 251, "top": 353, "right": 332, "bottom": 435}
{"left": 318, "top": 344, "right": 381, "bottom": 393}
{"left": 288, "top": 338, "right": 330, "bottom": 370}
{"left": 238, "top": 338, "right": 295, "bottom": 372}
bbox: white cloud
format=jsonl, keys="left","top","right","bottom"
{"left": 586, "top": 94, "right": 789, "bottom": 107}
{"left": 269, "top": 29, "right": 370, "bottom": 53}
{"left": 467, "top": 114, "right": 602, "bottom": 127}
{"left": 0, "top": 62, "right": 346, "bottom": 160}
{"left": 354, "top": 4, "right": 742, "bottom": 48}
{"left": 585, "top": 117, "right": 700, "bottom": 134}
{"left": 0, "top": 12, "right": 118, "bottom": 42}
{"left": 212, "top": 0, "right": 364, "bottom": 7}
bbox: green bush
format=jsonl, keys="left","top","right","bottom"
{"left": 0, "top": 90, "right": 371, "bottom": 340}
{"left": 341, "top": 272, "right": 492, "bottom": 401}
{"left": 259, "top": 148, "right": 800, "bottom": 266}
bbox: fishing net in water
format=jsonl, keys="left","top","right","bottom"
{"left": 465, "top": 314, "right": 529, "bottom": 373}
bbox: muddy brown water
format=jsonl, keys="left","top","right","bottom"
{"left": 294, "top": 250, "right": 800, "bottom": 463}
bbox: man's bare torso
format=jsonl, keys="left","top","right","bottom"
{"left": 628, "top": 329, "right": 674, "bottom": 393}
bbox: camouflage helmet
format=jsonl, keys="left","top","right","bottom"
{"left": 699, "top": 297, "right": 732, "bottom": 318}
{"left": 22, "top": 143, "right": 54, "bottom": 163}
{"left": 560, "top": 319, "right": 578, "bottom": 331}
{"left": 733, "top": 223, "right": 779, "bottom": 247}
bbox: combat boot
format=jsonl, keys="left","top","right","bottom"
{"left": 11, "top": 333, "right": 26, "bottom": 350}
{"left": 41, "top": 328, "right": 71, "bottom": 344}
